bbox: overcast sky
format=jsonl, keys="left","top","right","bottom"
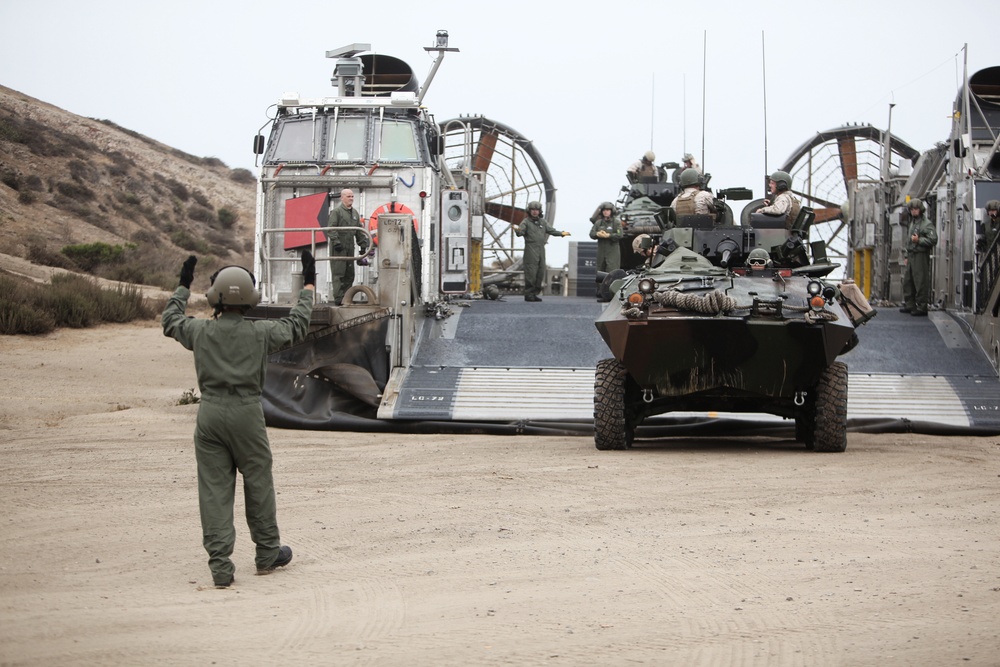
{"left": 2, "top": 0, "right": 998, "bottom": 267}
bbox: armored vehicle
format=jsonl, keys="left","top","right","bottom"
{"left": 593, "top": 241, "right": 874, "bottom": 452}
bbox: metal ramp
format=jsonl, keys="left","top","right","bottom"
{"left": 378, "top": 297, "right": 1000, "bottom": 434}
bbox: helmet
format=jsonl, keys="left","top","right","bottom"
{"left": 683, "top": 153, "right": 695, "bottom": 162}
{"left": 483, "top": 284, "right": 500, "bottom": 300}
{"left": 643, "top": 151, "right": 655, "bottom": 163}
{"left": 600, "top": 201, "right": 614, "bottom": 211}
{"left": 527, "top": 200, "right": 542, "bottom": 213}
{"left": 769, "top": 171, "right": 792, "bottom": 191}
{"left": 206, "top": 266, "right": 260, "bottom": 308}
{"left": 679, "top": 168, "right": 701, "bottom": 188}
{"left": 986, "top": 200, "right": 1000, "bottom": 212}
{"left": 746, "top": 248, "right": 772, "bottom": 268}
{"left": 908, "top": 198, "right": 925, "bottom": 213}
{"left": 632, "top": 234, "right": 653, "bottom": 254}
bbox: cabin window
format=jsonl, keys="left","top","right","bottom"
{"left": 269, "top": 117, "right": 318, "bottom": 162}
{"left": 377, "top": 120, "right": 419, "bottom": 162}
{"left": 328, "top": 117, "right": 367, "bottom": 161}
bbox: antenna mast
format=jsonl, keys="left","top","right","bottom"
{"left": 701, "top": 31, "right": 707, "bottom": 170}
{"left": 761, "top": 31, "right": 769, "bottom": 190}
{"left": 650, "top": 72, "right": 655, "bottom": 149}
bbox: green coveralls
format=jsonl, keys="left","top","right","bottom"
{"left": 162, "top": 287, "right": 313, "bottom": 585}
{"left": 902, "top": 215, "right": 938, "bottom": 314}
{"left": 589, "top": 214, "right": 623, "bottom": 273}
{"left": 325, "top": 204, "right": 368, "bottom": 305}
{"left": 516, "top": 213, "right": 565, "bottom": 299}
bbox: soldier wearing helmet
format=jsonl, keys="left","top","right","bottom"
{"left": 589, "top": 201, "right": 623, "bottom": 277}
{"left": 627, "top": 150, "right": 659, "bottom": 183}
{"left": 670, "top": 168, "right": 716, "bottom": 220}
{"left": 758, "top": 170, "right": 801, "bottom": 229}
{"left": 745, "top": 247, "right": 772, "bottom": 270}
{"left": 162, "top": 252, "right": 316, "bottom": 588}
{"left": 983, "top": 200, "right": 1000, "bottom": 250}
{"left": 682, "top": 152, "right": 702, "bottom": 175}
{"left": 515, "top": 200, "right": 570, "bottom": 302}
{"left": 899, "top": 197, "right": 938, "bottom": 316}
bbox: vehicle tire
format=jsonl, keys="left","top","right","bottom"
{"left": 594, "top": 358, "right": 634, "bottom": 451}
{"left": 597, "top": 269, "right": 627, "bottom": 303}
{"left": 812, "top": 361, "right": 848, "bottom": 453}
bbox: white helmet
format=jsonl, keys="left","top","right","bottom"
{"left": 206, "top": 266, "right": 260, "bottom": 308}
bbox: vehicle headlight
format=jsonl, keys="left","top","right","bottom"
{"left": 638, "top": 278, "right": 657, "bottom": 294}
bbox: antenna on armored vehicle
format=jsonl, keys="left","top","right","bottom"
{"left": 761, "top": 31, "right": 769, "bottom": 195}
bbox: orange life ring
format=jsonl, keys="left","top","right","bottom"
{"left": 368, "top": 203, "right": 417, "bottom": 245}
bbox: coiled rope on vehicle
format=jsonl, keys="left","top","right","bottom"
{"left": 653, "top": 289, "right": 739, "bottom": 314}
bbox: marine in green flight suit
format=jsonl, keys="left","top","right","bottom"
{"left": 900, "top": 198, "right": 938, "bottom": 316}
{"left": 162, "top": 253, "right": 316, "bottom": 587}
{"left": 589, "top": 201, "right": 623, "bottom": 273}
{"left": 515, "top": 200, "right": 569, "bottom": 302}
{"left": 325, "top": 188, "right": 369, "bottom": 305}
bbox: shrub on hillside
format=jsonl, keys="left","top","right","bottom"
{"left": 0, "top": 271, "right": 157, "bottom": 335}
{"left": 61, "top": 242, "right": 130, "bottom": 272}
{"left": 230, "top": 168, "right": 256, "bottom": 185}
{"left": 217, "top": 207, "right": 238, "bottom": 229}
{"left": 187, "top": 204, "right": 215, "bottom": 223}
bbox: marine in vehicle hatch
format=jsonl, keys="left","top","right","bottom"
{"left": 758, "top": 170, "right": 801, "bottom": 230}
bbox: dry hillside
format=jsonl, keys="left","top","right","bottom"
{"left": 0, "top": 84, "right": 257, "bottom": 287}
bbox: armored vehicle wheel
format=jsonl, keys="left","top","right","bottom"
{"left": 594, "top": 358, "right": 635, "bottom": 450}
{"left": 812, "top": 361, "right": 848, "bottom": 453}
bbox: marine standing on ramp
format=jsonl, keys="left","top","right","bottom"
{"left": 589, "top": 201, "right": 623, "bottom": 273}
{"left": 162, "top": 252, "right": 316, "bottom": 588}
{"left": 516, "top": 200, "right": 569, "bottom": 302}
{"left": 900, "top": 198, "right": 938, "bottom": 316}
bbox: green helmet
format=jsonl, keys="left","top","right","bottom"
{"left": 908, "top": 198, "right": 925, "bottom": 213}
{"left": 986, "top": 200, "right": 1000, "bottom": 212}
{"left": 746, "top": 248, "right": 772, "bottom": 267}
{"left": 769, "top": 171, "right": 792, "bottom": 191}
{"left": 679, "top": 168, "right": 701, "bottom": 188}
{"left": 483, "top": 284, "right": 500, "bottom": 300}
{"left": 206, "top": 266, "right": 260, "bottom": 309}
{"left": 527, "top": 200, "right": 542, "bottom": 212}
{"left": 601, "top": 201, "right": 614, "bottom": 211}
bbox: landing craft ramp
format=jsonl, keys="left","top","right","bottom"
{"left": 376, "top": 297, "right": 1000, "bottom": 435}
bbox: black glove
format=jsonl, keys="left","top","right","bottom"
{"left": 301, "top": 250, "right": 316, "bottom": 287}
{"left": 179, "top": 255, "right": 197, "bottom": 289}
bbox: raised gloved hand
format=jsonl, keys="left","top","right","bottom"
{"left": 301, "top": 250, "right": 316, "bottom": 287}
{"left": 179, "top": 255, "right": 197, "bottom": 289}
{"left": 561, "top": 231, "right": 571, "bottom": 237}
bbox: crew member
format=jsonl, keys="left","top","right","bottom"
{"left": 900, "top": 198, "right": 938, "bottom": 316}
{"left": 162, "top": 252, "right": 316, "bottom": 588}
{"left": 627, "top": 151, "right": 659, "bottom": 183}
{"left": 983, "top": 200, "right": 1000, "bottom": 250}
{"left": 758, "top": 170, "right": 801, "bottom": 229}
{"left": 325, "top": 189, "right": 369, "bottom": 305}
{"left": 682, "top": 153, "right": 702, "bottom": 175}
{"left": 516, "top": 200, "right": 569, "bottom": 302}
{"left": 589, "top": 201, "right": 622, "bottom": 274}
{"left": 670, "top": 168, "right": 715, "bottom": 220}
